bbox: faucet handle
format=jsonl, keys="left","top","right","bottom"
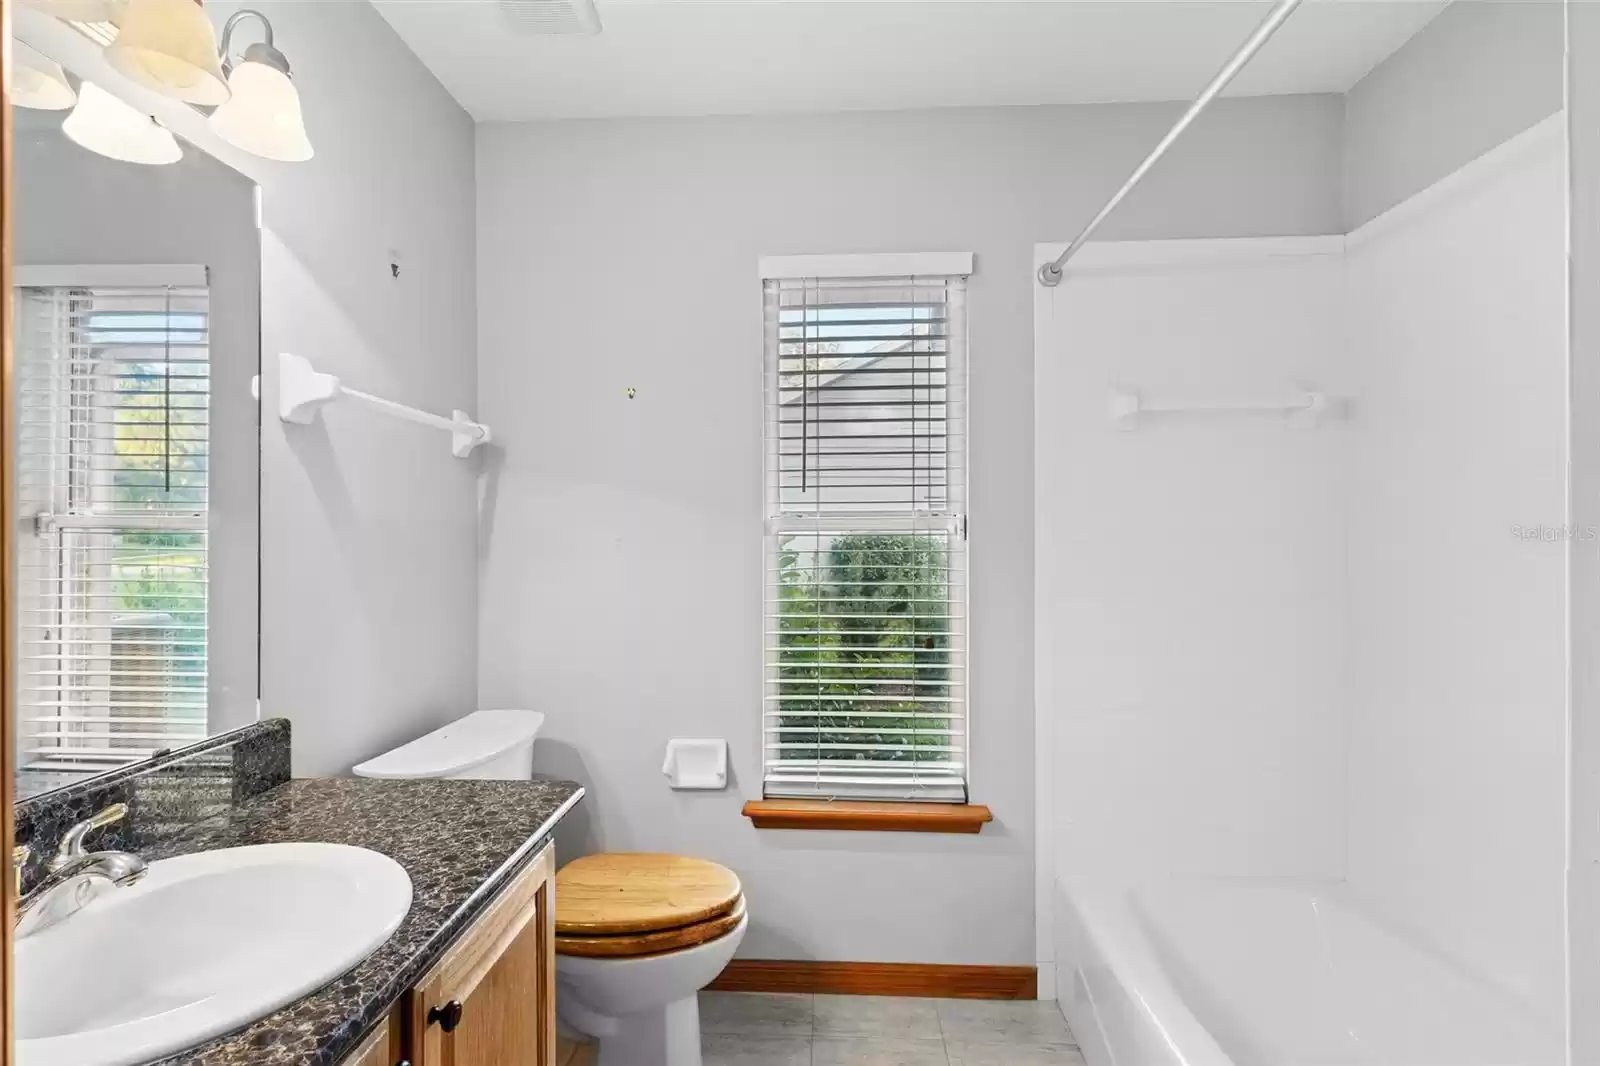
{"left": 51, "top": 803, "right": 129, "bottom": 871}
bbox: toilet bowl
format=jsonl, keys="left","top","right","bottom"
{"left": 355, "top": 714, "right": 746, "bottom": 1066}
{"left": 557, "top": 916, "right": 747, "bottom": 1066}
{"left": 555, "top": 853, "right": 746, "bottom": 1066}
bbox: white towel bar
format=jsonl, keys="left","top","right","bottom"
{"left": 1109, "top": 387, "right": 1326, "bottom": 431}
{"left": 274, "top": 352, "right": 492, "bottom": 458}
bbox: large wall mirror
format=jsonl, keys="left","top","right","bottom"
{"left": 9, "top": 42, "right": 260, "bottom": 802}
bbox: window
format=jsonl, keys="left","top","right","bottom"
{"left": 761, "top": 256, "right": 970, "bottom": 803}
{"left": 14, "top": 278, "right": 211, "bottom": 768}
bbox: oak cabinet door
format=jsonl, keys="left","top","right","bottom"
{"left": 409, "top": 845, "right": 556, "bottom": 1066}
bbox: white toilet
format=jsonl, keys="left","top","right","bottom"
{"left": 352, "top": 709, "right": 546, "bottom": 780}
{"left": 354, "top": 711, "right": 746, "bottom": 1066}
{"left": 553, "top": 853, "right": 747, "bottom": 1066}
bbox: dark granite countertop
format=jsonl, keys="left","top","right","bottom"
{"left": 145, "top": 776, "right": 584, "bottom": 1066}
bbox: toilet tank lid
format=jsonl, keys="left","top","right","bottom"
{"left": 352, "top": 709, "right": 546, "bottom": 779}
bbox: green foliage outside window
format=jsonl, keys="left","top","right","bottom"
{"left": 774, "top": 532, "right": 954, "bottom": 763}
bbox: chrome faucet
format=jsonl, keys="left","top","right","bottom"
{"left": 17, "top": 803, "right": 148, "bottom": 935}
{"left": 49, "top": 802, "right": 136, "bottom": 871}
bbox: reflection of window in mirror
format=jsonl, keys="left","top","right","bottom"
{"left": 15, "top": 273, "right": 210, "bottom": 770}
{"left": 10, "top": 108, "right": 261, "bottom": 796}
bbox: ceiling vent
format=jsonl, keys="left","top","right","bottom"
{"left": 498, "top": 0, "right": 602, "bottom": 35}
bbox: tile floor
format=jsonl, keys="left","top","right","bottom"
{"left": 699, "top": 992, "right": 1087, "bottom": 1065}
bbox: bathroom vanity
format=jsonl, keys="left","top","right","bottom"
{"left": 151, "top": 781, "right": 582, "bottom": 1066}
{"left": 11, "top": 721, "right": 585, "bottom": 1066}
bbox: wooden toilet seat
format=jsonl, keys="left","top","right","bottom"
{"left": 554, "top": 853, "right": 744, "bottom": 959}
{"left": 555, "top": 895, "right": 746, "bottom": 958}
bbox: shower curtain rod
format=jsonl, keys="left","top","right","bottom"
{"left": 1037, "top": 0, "right": 1308, "bottom": 287}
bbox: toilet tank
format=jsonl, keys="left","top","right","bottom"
{"left": 352, "top": 709, "right": 545, "bottom": 780}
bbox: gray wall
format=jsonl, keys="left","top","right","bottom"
{"left": 474, "top": 96, "right": 1343, "bottom": 964}
{"left": 191, "top": 1, "right": 481, "bottom": 777}
{"left": 1343, "top": 0, "right": 1563, "bottom": 229}
{"left": 11, "top": 115, "right": 261, "bottom": 738}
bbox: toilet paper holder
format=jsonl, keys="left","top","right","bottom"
{"left": 662, "top": 739, "right": 728, "bottom": 790}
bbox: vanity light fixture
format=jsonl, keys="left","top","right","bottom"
{"left": 104, "top": 0, "right": 229, "bottom": 105}
{"left": 11, "top": 41, "right": 78, "bottom": 110}
{"left": 62, "top": 80, "right": 182, "bottom": 165}
{"left": 208, "top": 10, "right": 313, "bottom": 162}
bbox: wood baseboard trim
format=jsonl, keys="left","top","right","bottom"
{"left": 742, "top": 800, "right": 994, "bottom": 834}
{"left": 707, "top": 960, "right": 1037, "bottom": 1000}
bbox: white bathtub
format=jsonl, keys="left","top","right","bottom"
{"left": 1054, "top": 878, "right": 1562, "bottom": 1066}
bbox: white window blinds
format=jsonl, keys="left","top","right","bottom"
{"left": 15, "top": 283, "right": 211, "bottom": 768}
{"left": 762, "top": 272, "right": 969, "bottom": 803}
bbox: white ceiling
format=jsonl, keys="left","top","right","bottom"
{"left": 371, "top": 0, "right": 1448, "bottom": 123}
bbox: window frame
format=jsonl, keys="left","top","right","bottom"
{"left": 756, "top": 253, "right": 979, "bottom": 816}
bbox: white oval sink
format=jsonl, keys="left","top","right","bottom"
{"left": 16, "top": 842, "right": 413, "bottom": 1066}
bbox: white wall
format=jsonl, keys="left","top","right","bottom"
{"left": 229, "top": 2, "right": 480, "bottom": 776}
{"left": 10, "top": 114, "right": 261, "bottom": 737}
{"left": 1342, "top": 0, "right": 1569, "bottom": 1040}
{"left": 1034, "top": 237, "right": 1350, "bottom": 886}
{"left": 1343, "top": 117, "right": 1568, "bottom": 1028}
{"left": 1032, "top": 120, "right": 1567, "bottom": 1020}
{"left": 474, "top": 96, "right": 1343, "bottom": 966}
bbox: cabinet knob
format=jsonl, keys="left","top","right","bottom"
{"left": 428, "top": 1000, "right": 465, "bottom": 1033}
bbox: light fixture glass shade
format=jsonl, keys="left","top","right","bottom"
{"left": 208, "top": 59, "right": 313, "bottom": 162}
{"left": 62, "top": 82, "right": 182, "bottom": 165}
{"left": 104, "top": 0, "right": 228, "bottom": 105}
{"left": 11, "top": 44, "right": 77, "bottom": 111}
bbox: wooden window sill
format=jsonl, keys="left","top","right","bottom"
{"left": 742, "top": 799, "right": 993, "bottom": 834}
